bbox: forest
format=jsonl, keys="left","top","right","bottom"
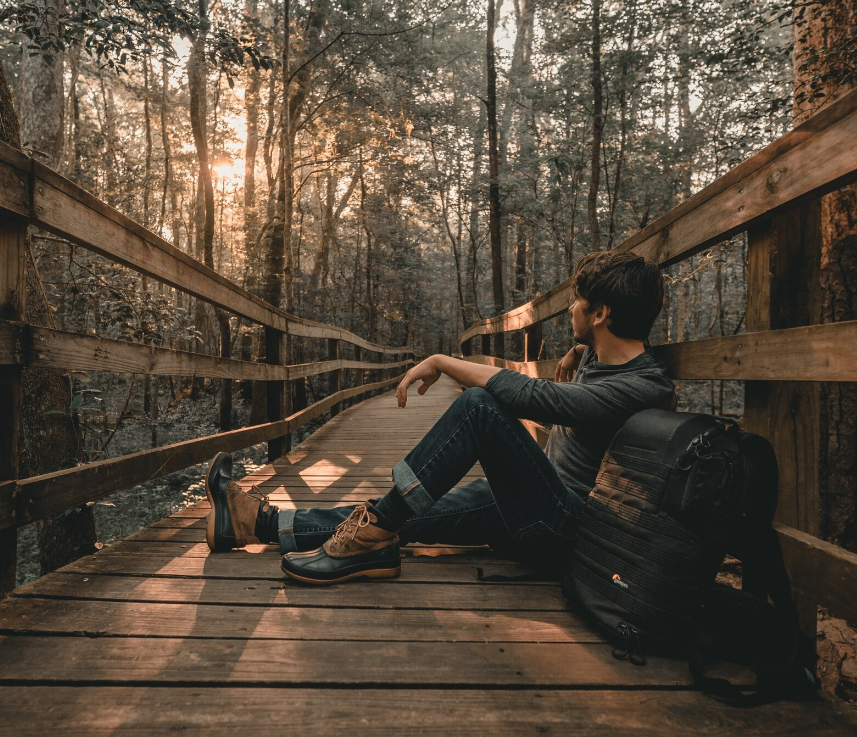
{"left": 0, "top": 0, "right": 856, "bottom": 702}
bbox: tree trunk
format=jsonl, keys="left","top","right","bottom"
{"left": 486, "top": 0, "right": 504, "bottom": 357}
{"left": 794, "top": 0, "right": 857, "bottom": 553}
{"left": 20, "top": 0, "right": 64, "bottom": 164}
{"left": 189, "top": 0, "right": 231, "bottom": 430}
{"left": 18, "top": 14, "right": 97, "bottom": 576}
{"left": 587, "top": 0, "right": 603, "bottom": 251}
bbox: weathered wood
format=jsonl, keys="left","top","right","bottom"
{"left": 743, "top": 207, "right": 821, "bottom": 636}
{"left": 524, "top": 322, "right": 542, "bottom": 362}
{"left": 0, "top": 597, "right": 594, "bottom": 641}
{"left": 1, "top": 374, "right": 856, "bottom": 734}
{"left": 777, "top": 524, "right": 857, "bottom": 625}
{"left": 0, "top": 687, "right": 854, "bottom": 736}
{"left": 65, "top": 549, "right": 536, "bottom": 581}
{"left": 1, "top": 375, "right": 405, "bottom": 531}
{"left": 653, "top": 320, "right": 857, "bottom": 381}
{"left": 328, "top": 338, "right": 340, "bottom": 418}
{"left": 0, "top": 217, "right": 25, "bottom": 595}
{"left": 0, "top": 636, "right": 720, "bottom": 687}
{"left": 463, "top": 354, "right": 558, "bottom": 379}
{"left": 12, "top": 572, "right": 568, "bottom": 610}
{"left": 0, "top": 320, "right": 412, "bottom": 382}
{"left": 265, "top": 327, "right": 286, "bottom": 462}
{"left": 460, "top": 86, "right": 857, "bottom": 344}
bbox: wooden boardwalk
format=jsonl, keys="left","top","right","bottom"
{"left": 0, "top": 377, "right": 855, "bottom": 735}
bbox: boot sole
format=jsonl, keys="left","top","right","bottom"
{"left": 205, "top": 452, "right": 229, "bottom": 552}
{"left": 281, "top": 561, "right": 401, "bottom": 585}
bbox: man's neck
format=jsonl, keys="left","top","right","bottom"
{"left": 590, "top": 336, "right": 646, "bottom": 365}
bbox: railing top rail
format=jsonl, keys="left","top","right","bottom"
{"left": 460, "top": 87, "right": 857, "bottom": 343}
{"left": 0, "top": 142, "right": 409, "bottom": 356}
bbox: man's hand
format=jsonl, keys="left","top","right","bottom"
{"left": 396, "top": 356, "right": 442, "bottom": 407}
{"left": 554, "top": 344, "right": 584, "bottom": 383}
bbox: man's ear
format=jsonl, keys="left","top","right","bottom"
{"left": 592, "top": 304, "right": 611, "bottom": 326}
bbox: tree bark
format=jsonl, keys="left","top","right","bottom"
{"left": 17, "top": 12, "right": 97, "bottom": 576}
{"left": 20, "top": 0, "right": 64, "bottom": 165}
{"left": 189, "top": 0, "right": 231, "bottom": 430}
{"left": 587, "top": 0, "right": 603, "bottom": 251}
{"left": 486, "top": 0, "right": 504, "bottom": 357}
{"left": 794, "top": 0, "right": 857, "bottom": 553}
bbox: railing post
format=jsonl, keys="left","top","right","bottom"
{"left": 328, "top": 338, "right": 340, "bottom": 418}
{"left": 744, "top": 203, "right": 821, "bottom": 637}
{"left": 0, "top": 217, "right": 26, "bottom": 596}
{"left": 524, "top": 323, "right": 542, "bottom": 362}
{"left": 265, "top": 327, "right": 288, "bottom": 463}
{"left": 354, "top": 346, "right": 364, "bottom": 407}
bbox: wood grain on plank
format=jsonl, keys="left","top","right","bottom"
{"left": 0, "top": 687, "right": 854, "bottom": 736}
{"left": 61, "top": 550, "right": 539, "bottom": 582}
{"left": 0, "top": 636, "right": 705, "bottom": 687}
{"left": 11, "top": 573, "right": 568, "bottom": 610}
{"left": 0, "top": 598, "right": 596, "bottom": 642}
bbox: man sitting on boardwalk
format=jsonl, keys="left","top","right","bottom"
{"left": 204, "top": 251, "right": 675, "bottom": 584}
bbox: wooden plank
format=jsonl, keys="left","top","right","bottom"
{"left": 0, "top": 636, "right": 715, "bottom": 687}
{"left": 328, "top": 338, "right": 341, "bottom": 418}
{"left": 653, "top": 320, "right": 857, "bottom": 381}
{"left": 63, "top": 550, "right": 539, "bottom": 582}
{"left": 463, "top": 354, "right": 558, "bottom": 379}
{"left": 265, "top": 327, "right": 286, "bottom": 462}
{"left": 0, "top": 143, "right": 29, "bottom": 216}
{"left": 2, "top": 375, "right": 405, "bottom": 531}
{"left": 0, "top": 215, "right": 25, "bottom": 595}
{"left": 777, "top": 524, "right": 857, "bottom": 625}
{"left": 0, "top": 597, "right": 597, "bottom": 642}
{"left": 11, "top": 572, "right": 569, "bottom": 611}
{"left": 459, "top": 86, "right": 857, "bottom": 343}
{"left": 0, "top": 687, "right": 853, "bottom": 736}
{"left": 743, "top": 208, "right": 821, "bottom": 636}
{"left": 0, "top": 320, "right": 413, "bottom": 381}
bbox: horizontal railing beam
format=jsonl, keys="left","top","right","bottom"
{"left": 462, "top": 354, "right": 558, "bottom": 379}
{"left": 0, "top": 319, "right": 411, "bottom": 382}
{"left": 777, "top": 524, "right": 857, "bottom": 625}
{"left": 0, "top": 373, "right": 408, "bottom": 531}
{"left": 464, "top": 321, "right": 857, "bottom": 383}
{"left": 653, "top": 320, "right": 857, "bottom": 381}
{"left": 0, "top": 143, "right": 408, "bottom": 356}
{"left": 460, "top": 86, "right": 857, "bottom": 343}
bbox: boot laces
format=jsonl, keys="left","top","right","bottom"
{"left": 330, "top": 503, "right": 373, "bottom": 546}
{"left": 247, "top": 484, "right": 270, "bottom": 509}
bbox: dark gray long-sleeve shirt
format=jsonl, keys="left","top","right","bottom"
{"left": 484, "top": 346, "right": 675, "bottom": 497}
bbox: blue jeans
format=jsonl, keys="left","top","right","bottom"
{"left": 277, "top": 387, "right": 585, "bottom": 567}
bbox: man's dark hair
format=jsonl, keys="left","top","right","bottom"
{"left": 571, "top": 251, "right": 664, "bottom": 340}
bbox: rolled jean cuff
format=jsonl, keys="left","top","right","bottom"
{"left": 392, "top": 459, "right": 435, "bottom": 516}
{"left": 277, "top": 508, "right": 298, "bottom": 553}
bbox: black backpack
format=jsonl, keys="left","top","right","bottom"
{"left": 561, "top": 408, "right": 819, "bottom": 703}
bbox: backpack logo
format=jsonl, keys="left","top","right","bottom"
{"left": 612, "top": 573, "right": 629, "bottom": 589}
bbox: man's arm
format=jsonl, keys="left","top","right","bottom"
{"left": 396, "top": 354, "right": 501, "bottom": 407}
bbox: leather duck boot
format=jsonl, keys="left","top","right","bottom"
{"left": 281, "top": 503, "right": 401, "bottom": 584}
{"left": 205, "top": 452, "right": 270, "bottom": 551}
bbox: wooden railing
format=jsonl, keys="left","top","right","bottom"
{"left": 459, "top": 88, "right": 857, "bottom": 632}
{"left": 0, "top": 141, "right": 414, "bottom": 592}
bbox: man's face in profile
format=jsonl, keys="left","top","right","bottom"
{"left": 570, "top": 293, "right": 596, "bottom": 345}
